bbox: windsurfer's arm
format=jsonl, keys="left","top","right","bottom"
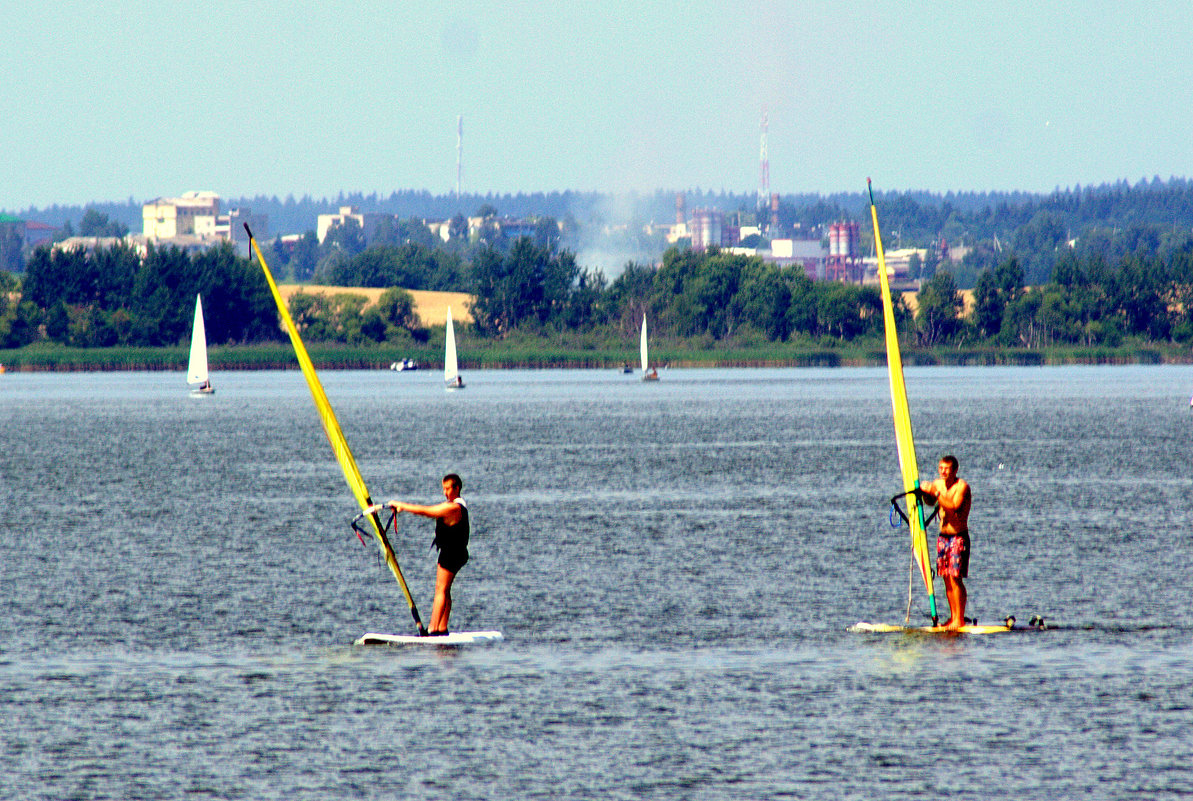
{"left": 929, "top": 480, "right": 970, "bottom": 516}
{"left": 912, "top": 482, "right": 939, "bottom": 504}
{"left": 388, "top": 500, "right": 461, "bottom": 522}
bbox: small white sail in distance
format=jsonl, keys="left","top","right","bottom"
{"left": 640, "top": 316, "right": 649, "bottom": 374}
{"left": 444, "top": 306, "right": 463, "bottom": 388}
{"left": 639, "top": 315, "right": 659, "bottom": 380}
{"left": 187, "top": 294, "right": 212, "bottom": 391}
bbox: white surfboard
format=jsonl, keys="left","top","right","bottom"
{"left": 355, "top": 630, "right": 504, "bottom": 646}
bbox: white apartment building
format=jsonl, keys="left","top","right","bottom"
{"left": 317, "top": 206, "right": 390, "bottom": 243}
{"left": 142, "top": 191, "right": 266, "bottom": 254}
{"left": 143, "top": 191, "right": 220, "bottom": 239}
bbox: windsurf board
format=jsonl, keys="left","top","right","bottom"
{"left": 355, "top": 630, "right": 504, "bottom": 646}
{"left": 850, "top": 619, "right": 1046, "bottom": 635}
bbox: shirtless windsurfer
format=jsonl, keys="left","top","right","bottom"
{"left": 919, "top": 455, "right": 972, "bottom": 630}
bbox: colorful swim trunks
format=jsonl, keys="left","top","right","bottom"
{"left": 936, "top": 531, "right": 970, "bottom": 579}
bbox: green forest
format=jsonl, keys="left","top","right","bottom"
{"left": 5, "top": 182, "right": 1193, "bottom": 364}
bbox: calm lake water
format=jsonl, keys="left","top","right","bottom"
{"left": 2, "top": 365, "right": 1192, "bottom": 800}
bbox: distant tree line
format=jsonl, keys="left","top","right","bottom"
{"left": 964, "top": 251, "right": 1193, "bottom": 347}
{"left": 8, "top": 182, "right": 1193, "bottom": 352}
{"left": 18, "top": 177, "right": 1193, "bottom": 283}
{"left": 5, "top": 234, "right": 1193, "bottom": 352}
{"left": 0, "top": 242, "right": 277, "bottom": 348}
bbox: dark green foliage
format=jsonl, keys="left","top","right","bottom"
{"left": 605, "top": 262, "right": 655, "bottom": 335}
{"left": 0, "top": 225, "right": 23, "bottom": 272}
{"left": 0, "top": 300, "right": 40, "bottom": 348}
{"left": 1012, "top": 211, "right": 1068, "bottom": 284}
{"left": 469, "top": 238, "right": 579, "bottom": 336}
{"left": 814, "top": 282, "right": 881, "bottom": 340}
{"left": 559, "top": 267, "right": 608, "bottom": 331}
{"left": 737, "top": 261, "right": 790, "bottom": 340}
{"left": 915, "top": 271, "right": 964, "bottom": 345}
{"left": 78, "top": 208, "right": 128, "bottom": 237}
{"left": 130, "top": 244, "right": 194, "bottom": 345}
{"left": 360, "top": 287, "right": 427, "bottom": 343}
{"left": 191, "top": 243, "right": 279, "bottom": 344}
{"left": 289, "top": 232, "right": 320, "bottom": 281}
{"left": 321, "top": 218, "right": 367, "bottom": 256}
{"left": 13, "top": 240, "right": 279, "bottom": 348}
{"left": 323, "top": 243, "right": 464, "bottom": 291}
{"left": 288, "top": 292, "right": 369, "bottom": 344}
{"left": 10, "top": 211, "right": 1193, "bottom": 355}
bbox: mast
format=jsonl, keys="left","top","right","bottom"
{"left": 868, "top": 180, "right": 939, "bottom": 625}
{"left": 245, "top": 224, "right": 427, "bottom": 635}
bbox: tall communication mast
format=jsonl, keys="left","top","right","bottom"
{"left": 758, "top": 107, "right": 770, "bottom": 213}
{"left": 456, "top": 115, "right": 463, "bottom": 200}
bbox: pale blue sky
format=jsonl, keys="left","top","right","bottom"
{"left": 3, "top": 1, "right": 1189, "bottom": 211}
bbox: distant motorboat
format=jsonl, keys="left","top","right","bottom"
{"left": 390, "top": 358, "right": 420, "bottom": 371}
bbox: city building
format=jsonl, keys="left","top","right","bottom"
{"left": 689, "top": 208, "right": 725, "bottom": 252}
{"left": 770, "top": 239, "right": 829, "bottom": 280}
{"left": 316, "top": 206, "right": 390, "bottom": 244}
{"left": 0, "top": 215, "right": 56, "bottom": 250}
{"left": 143, "top": 191, "right": 220, "bottom": 239}
{"left": 53, "top": 236, "right": 149, "bottom": 257}
{"left": 142, "top": 191, "right": 267, "bottom": 255}
{"left": 861, "top": 247, "right": 929, "bottom": 290}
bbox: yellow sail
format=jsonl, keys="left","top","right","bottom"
{"left": 245, "top": 226, "right": 425, "bottom": 633}
{"left": 867, "top": 180, "right": 938, "bottom": 623}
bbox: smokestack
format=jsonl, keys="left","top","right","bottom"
{"left": 758, "top": 107, "right": 769, "bottom": 210}
{"left": 456, "top": 115, "right": 463, "bottom": 200}
{"left": 675, "top": 193, "right": 685, "bottom": 225}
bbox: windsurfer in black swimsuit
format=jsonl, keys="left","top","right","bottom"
{"left": 388, "top": 473, "right": 469, "bottom": 636}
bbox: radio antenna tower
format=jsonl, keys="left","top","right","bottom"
{"left": 758, "top": 107, "right": 770, "bottom": 212}
{"left": 456, "top": 115, "right": 463, "bottom": 200}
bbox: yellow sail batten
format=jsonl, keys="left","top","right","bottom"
{"left": 246, "top": 227, "right": 424, "bottom": 630}
{"left": 868, "top": 181, "right": 938, "bottom": 621}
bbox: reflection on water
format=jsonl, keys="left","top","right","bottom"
{"left": 2, "top": 366, "right": 1192, "bottom": 799}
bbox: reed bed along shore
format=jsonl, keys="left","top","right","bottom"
{"left": 1, "top": 340, "right": 1186, "bottom": 372}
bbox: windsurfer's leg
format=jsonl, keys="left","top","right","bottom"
{"left": 943, "top": 577, "right": 964, "bottom": 628}
{"left": 430, "top": 565, "right": 456, "bottom": 633}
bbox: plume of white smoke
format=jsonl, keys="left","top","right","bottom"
{"left": 568, "top": 191, "right": 668, "bottom": 280}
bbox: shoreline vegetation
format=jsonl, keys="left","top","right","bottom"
{"left": 1, "top": 339, "right": 1186, "bottom": 372}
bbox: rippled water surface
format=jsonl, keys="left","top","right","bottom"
{"left": 3, "top": 366, "right": 1192, "bottom": 799}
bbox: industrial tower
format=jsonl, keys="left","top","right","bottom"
{"left": 456, "top": 115, "right": 463, "bottom": 200}
{"left": 758, "top": 107, "right": 770, "bottom": 216}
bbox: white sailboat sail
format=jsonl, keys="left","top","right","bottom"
{"left": 640, "top": 316, "right": 648, "bottom": 374}
{"left": 640, "top": 315, "right": 658, "bottom": 380}
{"left": 444, "top": 306, "right": 463, "bottom": 388}
{"left": 187, "top": 294, "right": 212, "bottom": 393}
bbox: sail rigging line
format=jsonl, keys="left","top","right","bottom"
{"left": 867, "top": 179, "right": 939, "bottom": 626}
{"left": 245, "top": 224, "right": 427, "bottom": 636}
{"left": 351, "top": 505, "right": 398, "bottom": 548}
